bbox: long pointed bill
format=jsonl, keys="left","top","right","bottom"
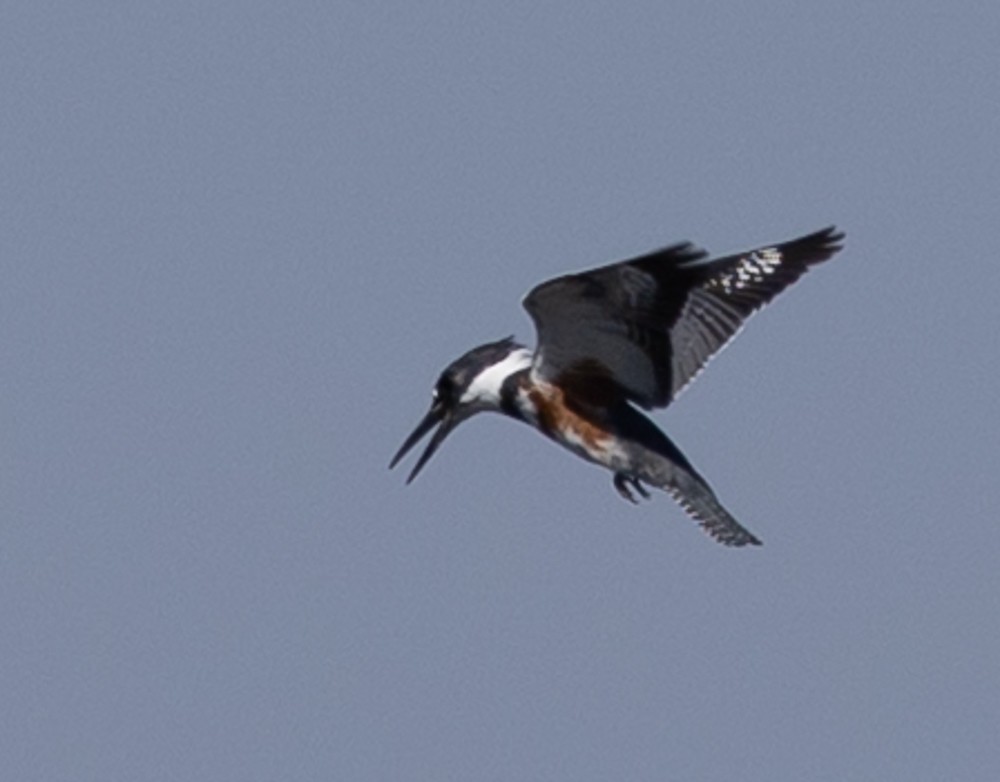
{"left": 389, "top": 402, "right": 460, "bottom": 483}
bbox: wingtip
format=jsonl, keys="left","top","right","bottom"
{"left": 817, "top": 224, "right": 846, "bottom": 249}
{"left": 806, "top": 224, "right": 842, "bottom": 241}
{"left": 777, "top": 225, "right": 845, "bottom": 267}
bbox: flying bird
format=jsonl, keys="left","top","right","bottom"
{"left": 390, "top": 227, "right": 844, "bottom": 546}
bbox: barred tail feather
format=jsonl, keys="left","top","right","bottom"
{"left": 649, "top": 461, "right": 762, "bottom": 547}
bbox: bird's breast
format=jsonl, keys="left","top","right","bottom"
{"left": 520, "top": 381, "right": 622, "bottom": 466}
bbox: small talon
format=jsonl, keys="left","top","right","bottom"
{"left": 613, "top": 473, "right": 648, "bottom": 504}
{"left": 614, "top": 473, "right": 637, "bottom": 503}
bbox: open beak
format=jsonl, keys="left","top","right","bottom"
{"left": 389, "top": 401, "right": 459, "bottom": 484}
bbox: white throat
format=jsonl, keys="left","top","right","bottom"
{"left": 460, "top": 348, "right": 533, "bottom": 408}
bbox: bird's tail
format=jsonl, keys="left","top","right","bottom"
{"left": 649, "top": 460, "right": 762, "bottom": 546}
{"left": 613, "top": 402, "right": 762, "bottom": 546}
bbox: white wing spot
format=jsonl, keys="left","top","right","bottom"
{"left": 713, "top": 249, "right": 784, "bottom": 293}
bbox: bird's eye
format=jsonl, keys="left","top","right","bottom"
{"left": 434, "top": 377, "right": 454, "bottom": 403}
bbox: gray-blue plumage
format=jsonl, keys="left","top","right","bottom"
{"left": 391, "top": 227, "right": 844, "bottom": 547}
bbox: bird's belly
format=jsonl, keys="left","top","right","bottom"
{"left": 523, "top": 384, "right": 628, "bottom": 472}
{"left": 550, "top": 425, "right": 629, "bottom": 472}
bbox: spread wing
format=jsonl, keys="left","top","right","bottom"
{"left": 522, "top": 226, "right": 844, "bottom": 409}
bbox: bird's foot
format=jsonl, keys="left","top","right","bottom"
{"left": 613, "top": 473, "right": 651, "bottom": 504}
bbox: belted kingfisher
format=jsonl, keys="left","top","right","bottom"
{"left": 391, "top": 227, "right": 844, "bottom": 546}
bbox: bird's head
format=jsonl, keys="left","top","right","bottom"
{"left": 390, "top": 337, "right": 532, "bottom": 483}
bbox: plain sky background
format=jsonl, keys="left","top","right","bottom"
{"left": 3, "top": 2, "right": 999, "bottom": 780}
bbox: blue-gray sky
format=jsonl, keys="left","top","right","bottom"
{"left": 3, "top": 2, "right": 999, "bottom": 780}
